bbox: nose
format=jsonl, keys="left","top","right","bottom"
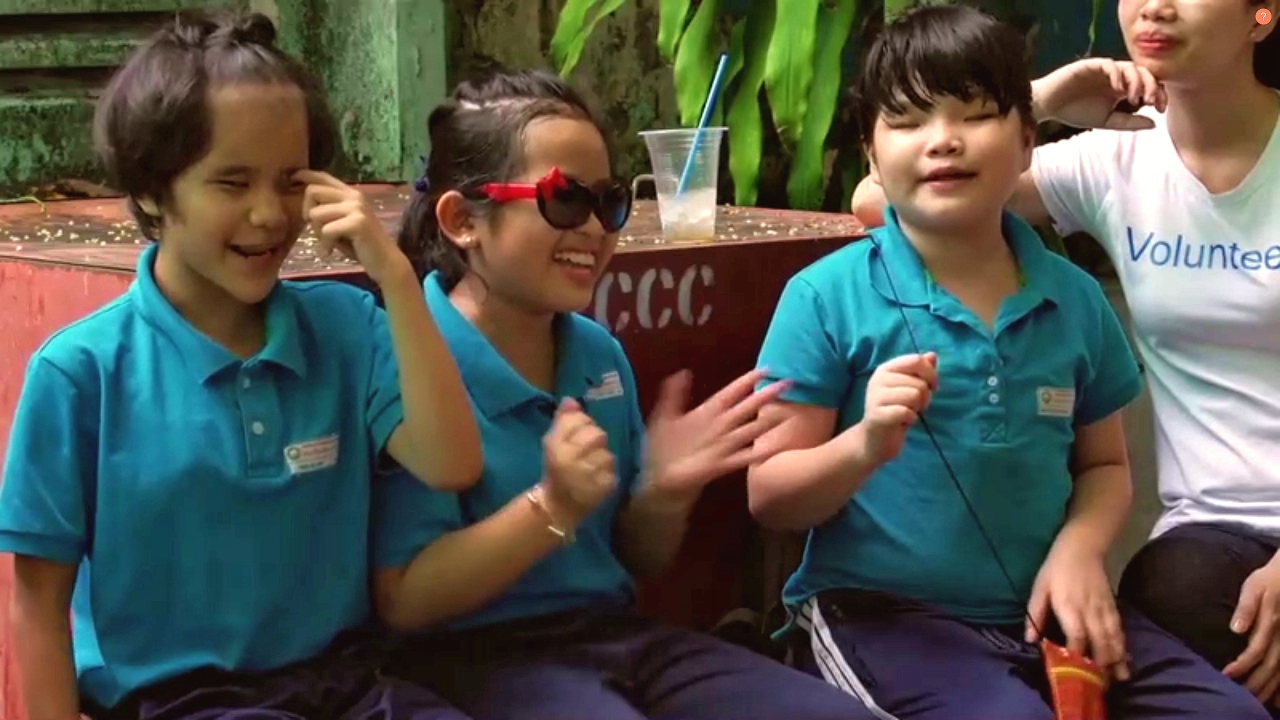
{"left": 924, "top": 119, "right": 964, "bottom": 157}
{"left": 1137, "top": 0, "right": 1175, "bottom": 21}
{"left": 248, "top": 188, "right": 287, "bottom": 230}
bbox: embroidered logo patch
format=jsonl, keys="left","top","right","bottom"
{"left": 284, "top": 434, "right": 339, "bottom": 474}
{"left": 1036, "top": 387, "right": 1076, "bottom": 418}
{"left": 584, "top": 371, "right": 624, "bottom": 401}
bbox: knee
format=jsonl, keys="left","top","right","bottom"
{"left": 1120, "top": 534, "right": 1255, "bottom": 669}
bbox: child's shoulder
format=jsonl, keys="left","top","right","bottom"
{"left": 32, "top": 293, "right": 141, "bottom": 379}
{"left": 1039, "top": 251, "right": 1111, "bottom": 311}
{"left": 280, "top": 280, "right": 390, "bottom": 345}
{"left": 566, "top": 311, "right": 629, "bottom": 365}
{"left": 794, "top": 234, "right": 878, "bottom": 287}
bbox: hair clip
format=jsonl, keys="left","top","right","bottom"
{"left": 413, "top": 154, "right": 430, "bottom": 193}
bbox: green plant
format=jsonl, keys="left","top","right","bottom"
{"left": 550, "top": 0, "right": 1108, "bottom": 211}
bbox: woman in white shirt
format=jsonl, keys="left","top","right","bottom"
{"left": 852, "top": 0, "right": 1280, "bottom": 708}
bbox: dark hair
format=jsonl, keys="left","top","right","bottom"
{"left": 397, "top": 68, "right": 605, "bottom": 288}
{"left": 94, "top": 9, "right": 337, "bottom": 240}
{"left": 1253, "top": 1, "right": 1280, "bottom": 89}
{"left": 852, "top": 3, "right": 1034, "bottom": 144}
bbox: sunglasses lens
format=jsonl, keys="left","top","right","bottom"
{"left": 597, "top": 184, "right": 633, "bottom": 233}
{"left": 540, "top": 183, "right": 595, "bottom": 230}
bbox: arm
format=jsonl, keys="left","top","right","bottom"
{"left": 0, "top": 356, "right": 93, "bottom": 719}
{"left": 381, "top": 265, "right": 483, "bottom": 491}
{"left": 1053, "top": 410, "right": 1132, "bottom": 557}
{"left": 374, "top": 486, "right": 567, "bottom": 631}
{"left": 747, "top": 402, "right": 879, "bottom": 530}
{"left": 12, "top": 557, "right": 79, "bottom": 720}
{"left": 614, "top": 480, "right": 698, "bottom": 578}
{"left": 1054, "top": 283, "right": 1144, "bottom": 556}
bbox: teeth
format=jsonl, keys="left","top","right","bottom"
{"left": 553, "top": 251, "right": 595, "bottom": 268}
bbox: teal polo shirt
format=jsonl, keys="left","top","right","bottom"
{"left": 0, "top": 243, "right": 405, "bottom": 708}
{"left": 372, "top": 271, "right": 642, "bottom": 629}
{"left": 757, "top": 208, "right": 1142, "bottom": 624}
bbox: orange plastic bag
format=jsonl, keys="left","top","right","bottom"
{"left": 1042, "top": 639, "right": 1109, "bottom": 720}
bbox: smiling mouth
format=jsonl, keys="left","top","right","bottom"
{"left": 231, "top": 245, "right": 285, "bottom": 259}
{"left": 553, "top": 250, "right": 597, "bottom": 270}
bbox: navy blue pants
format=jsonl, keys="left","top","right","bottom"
{"left": 793, "top": 590, "right": 1269, "bottom": 720}
{"left": 390, "top": 607, "right": 878, "bottom": 720}
{"left": 91, "top": 632, "right": 468, "bottom": 720}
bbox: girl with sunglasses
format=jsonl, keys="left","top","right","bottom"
{"left": 371, "top": 68, "right": 880, "bottom": 720}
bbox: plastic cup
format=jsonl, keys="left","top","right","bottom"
{"left": 638, "top": 127, "right": 725, "bottom": 242}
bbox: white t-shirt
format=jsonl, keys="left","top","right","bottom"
{"left": 1032, "top": 105, "right": 1280, "bottom": 539}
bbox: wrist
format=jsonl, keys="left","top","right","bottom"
{"left": 374, "top": 255, "right": 419, "bottom": 295}
{"left": 840, "top": 421, "right": 883, "bottom": 470}
{"left": 1030, "top": 78, "right": 1052, "bottom": 124}
{"left": 633, "top": 475, "right": 700, "bottom": 515}
{"left": 1052, "top": 523, "right": 1110, "bottom": 561}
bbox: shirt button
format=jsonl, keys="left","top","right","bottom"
{"left": 251, "top": 421, "right": 266, "bottom": 435}
{"left": 242, "top": 377, "right": 252, "bottom": 389}
{"left": 988, "top": 393, "right": 1000, "bottom": 404}
{"left": 986, "top": 376, "right": 998, "bottom": 387}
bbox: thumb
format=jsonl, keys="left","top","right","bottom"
{"left": 1102, "top": 112, "right": 1156, "bottom": 131}
{"left": 1233, "top": 580, "right": 1264, "bottom": 634}
{"left": 650, "top": 370, "right": 692, "bottom": 423}
{"left": 556, "top": 397, "right": 582, "bottom": 416}
{"left": 923, "top": 352, "right": 938, "bottom": 367}
{"left": 1026, "top": 584, "right": 1050, "bottom": 643}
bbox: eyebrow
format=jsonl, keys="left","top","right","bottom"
{"left": 210, "top": 165, "right": 307, "bottom": 176}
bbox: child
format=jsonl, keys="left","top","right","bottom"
{"left": 746, "top": 5, "right": 1269, "bottom": 720}
{"left": 0, "top": 10, "right": 481, "bottom": 720}
{"left": 369, "top": 68, "right": 881, "bottom": 720}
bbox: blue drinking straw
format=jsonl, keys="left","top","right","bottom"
{"left": 676, "top": 53, "right": 731, "bottom": 196}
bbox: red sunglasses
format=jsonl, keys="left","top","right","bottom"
{"left": 474, "top": 167, "right": 633, "bottom": 233}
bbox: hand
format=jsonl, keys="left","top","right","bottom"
{"left": 1026, "top": 540, "right": 1129, "bottom": 681}
{"left": 1032, "top": 58, "right": 1167, "bottom": 130}
{"left": 541, "top": 398, "right": 617, "bottom": 524}
{"left": 1224, "top": 560, "right": 1280, "bottom": 703}
{"left": 641, "top": 368, "right": 791, "bottom": 500}
{"left": 857, "top": 353, "right": 937, "bottom": 464}
{"left": 296, "top": 170, "right": 413, "bottom": 286}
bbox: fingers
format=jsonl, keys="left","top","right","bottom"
{"left": 293, "top": 168, "right": 344, "bottom": 188}
{"left": 1086, "top": 602, "right": 1129, "bottom": 681}
{"left": 1244, "top": 639, "right": 1280, "bottom": 699}
{"left": 879, "top": 353, "right": 939, "bottom": 388}
{"left": 703, "top": 368, "right": 770, "bottom": 413}
{"left": 1057, "top": 603, "right": 1090, "bottom": 659}
{"left": 650, "top": 370, "right": 693, "bottom": 422}
{"left": 1228, "top": 588, "right": 1277, "bottom": 680}
{"left": 1025, "top": 583, "right": 1050, "bottom": 643}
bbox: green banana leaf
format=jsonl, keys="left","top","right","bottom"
{"left": 763, "top": 0, "right": 820, "bottom": 147}
{"left": 672, "top": 0, "right": 722, "bottom": 127}
{"left": 786, "top": 0, "right": 858, "bottom": 209}
{"left": 883, "top": 0, "right": 914, "bottom": 21}
{"left": 657, "top": 0, "right": 693, "bottom": 63}
{"left": 1088, "top": 0, "right": 1104, "bottom": 53}
{"left": 550, "top": 0, "right": 629, "bottom": 78}
{"left": 725, "top": 0, "right": 776, "bottom": 205}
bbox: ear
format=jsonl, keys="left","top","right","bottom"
{"left": 435, "top": 190, "right": 481, "bottom": 251}
{"left": 864, "top": 143, "right": 880, "bottom": 184}
{"left": 136, "top": 196, "right": 161, "bottom": 217}
{"left": 1257, "top": 2, "right": 1276, "bottom": 42}
{"left": 1019, "top": 123, "right": 1035, "bottom": 172}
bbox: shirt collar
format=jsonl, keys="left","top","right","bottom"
{"left": 131, "top": 243, "right": 308, "bottom": 384}
{"left": 424, "top": 272, "right": 591, "bottom": 418}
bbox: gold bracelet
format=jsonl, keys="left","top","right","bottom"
{"left": 526, "top": 485, "right": 575, "bottom": 545}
